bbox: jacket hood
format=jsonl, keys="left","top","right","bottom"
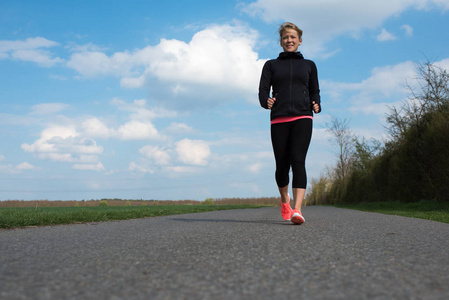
{"left": 278, "top": 51, "right": 304, "bottom": 59}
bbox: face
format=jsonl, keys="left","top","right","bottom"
{"left": 281, "top": 29, "right": 302, "bottom": 52}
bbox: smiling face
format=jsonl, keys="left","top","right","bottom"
{"left": 280, "top": 28, "right": 302, "bottom": 52}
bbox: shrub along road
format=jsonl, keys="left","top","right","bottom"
{"left": 1, "top": 206, "right": 448, "bottom": 299}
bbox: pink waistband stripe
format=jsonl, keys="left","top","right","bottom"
{"left": 271, "top": 115, "right": 313, "bottom": 125}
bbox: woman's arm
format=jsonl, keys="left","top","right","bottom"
{"left": 258, "top": 61, "right": 272, "bottom": 109}
{"left": 309, "top": 61, "right": 321, "bottom": 113}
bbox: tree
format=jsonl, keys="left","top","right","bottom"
{"left": 385, "top": 61, "right": 449, "bottom": 144}
{"left": 326, "top": 116, "right": 354, "bottom": 182}
{"left": 352, "top": 137, "right": 382, "bottom": 172}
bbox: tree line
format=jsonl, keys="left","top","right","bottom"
{"left": 306, "top": 61, "right": 449, "bottom": 205}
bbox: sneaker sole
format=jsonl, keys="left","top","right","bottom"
{"left": 291, "top": 213, "right": 305, "bottom": 225}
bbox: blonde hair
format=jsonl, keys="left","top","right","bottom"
{"left": 278, "top": 22, "right": 303, "bottom": 40}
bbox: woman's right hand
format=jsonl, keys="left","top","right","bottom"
{"left": 267, "top": 97, "right": 276, "bottom": 109}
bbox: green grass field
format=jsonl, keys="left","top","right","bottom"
{"left": 0, "top": 205, "right": 267, "bottom": 229}
{"left": 334, "top": 200, "right": 449, "bottom": 224}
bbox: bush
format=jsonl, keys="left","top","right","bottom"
{"left": 203, "top": 198, "right": 214, "bottom": 205}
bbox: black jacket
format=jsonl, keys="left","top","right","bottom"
{"left": 258, "top": 52, "right": 321, "bottom": 120}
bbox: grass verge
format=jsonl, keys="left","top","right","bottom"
{"left": 0, "top": 205, "right": 267, "bottom": 229}
{"left": 334, "top": 200, "right": 449, "bottom": 224}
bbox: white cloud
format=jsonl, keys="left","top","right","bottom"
{"left": 324, "top": 60, "right": 416, "bottom": 115}
{"left": 66, "top": 42, "right": 108, "bottom": 53}
{"left": 0, "top": 37, "right": 59, "bottom": 52}
{"left": 139, "top": 145, "right": 171, "bottom": 165}
{"left": 82, "top": 118, "right": 113, "bottom": 139}
{"left": 242, "top": 0, "right": 449, "bottom": 57}
{"left": 0, "top": 157, "right": 35, "bottom": 173}
{"left": 16, "top": 162, "right": 35, "bottom": 170}
{"left": 0, "top": 37, "right": 63, "bottom": 67}
{"left": 67, "top": 23, "right": 266, "bottom": 103}
{"left": 165, "top": 123, "right": 194, "bottom": 135}
{"left": 249, "top": 162, "right": 262, "bottom": 174}
{"left": 110, "top": 98, "right": 177, "bottom": 120}
{"left": 436, "top": 58, "right": 449, "bottom": 70}
{"left": 129, "top": 161, "right": 154, "bottom": 173}
{"left": 18, "top": 98, "right": 179, "bottom": 173}
{"left": 117, "top": 120, "right": 160, "bottom": 140}
{"left": 377, "top": 28, "right": 397, "bottom": 42}
{"left": 72, "top": 162, "right": 105, "bottom": 171}
{"left": 401, "top": 24, "right": 414, "bottom": 37}
{"left": 22, "top": 126, "right": 77, "bottom": 153}
{"left": 120, "top": 75, "right": 146, "bottom": 88}
{"left": 164, "top": 165, "right": 198, "bottom": 174}
{"left": 175, "top": 138, "right": 210, "bottom": 166}
{"left": 37, "top": 153, "right": 99, "bottom": 163}
{"left": 108, "top": 100, "right": 165, "bottom": 140}
{"left": 349, "top": 101, "right": 394, "bottom": 116}
{"left": 21, "top": 125, "right": 104, "bottom": 166}
{"left": 11, "top": 49, "right": 64, "bottom": 67}
{"left": 37, "top": 153, "right": 73, "bottom": 162}
{"left": 358, "top": 61, "right": 416, "bottom": 95}
{"left": 80, "top": 99, "right": 176, "bottom": 140}
{"left": 344, "top": 57, "right": 449, "bottom": 116}
{"left": 132, "top": 133, "right": 272, "bottom": 176}
{"left": 30, "top": 103, "right": 70, "bottom": 115}
{"left": 145, "top": 24, "right": 265, "bottom": 95}
{"left": 67, "top": 50, "right": 138, "bottom": 78}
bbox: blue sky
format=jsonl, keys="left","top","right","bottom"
{"left": 1, "top": 0, "right": 449, "bottom": 201}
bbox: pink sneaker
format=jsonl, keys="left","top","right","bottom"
{"left": 281, "top": 195, "right": 293, "bottom": 220}
{"left": 291, "top": 209, "right": 305, "bottom": 224}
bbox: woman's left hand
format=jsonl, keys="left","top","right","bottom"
{"left": 312, "top": 101, "right": 321, "bottom": 113}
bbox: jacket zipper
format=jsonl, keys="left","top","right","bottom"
{"left": 289, "top": 58, "right": 293, "bottom": 116}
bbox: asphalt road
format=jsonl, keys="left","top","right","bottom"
{"left": 1, "top": 206, "right": 449, "bottom": 300}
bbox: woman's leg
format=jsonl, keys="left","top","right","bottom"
{"left": 290, "top": 119, "right": 313, "bottom": 211}
{"left": 292, "top": 188, "right": 306, "bottom": 212}
{"left": 278, "top": 185, "right": 289, "bottom": 203}
{"left": 271, "top": 122, "right": 292, "bottom": 204}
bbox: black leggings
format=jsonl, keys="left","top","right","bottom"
{"left": 271, "top": 118, "right": 313, "bottom": 189}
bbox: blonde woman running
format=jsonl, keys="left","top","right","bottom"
{"left": 259, "top": 22, "right": 321, "bottom": 224}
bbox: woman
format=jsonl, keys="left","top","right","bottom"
{"left": 259, "top": 22, "right": 321, "bottom": 224}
